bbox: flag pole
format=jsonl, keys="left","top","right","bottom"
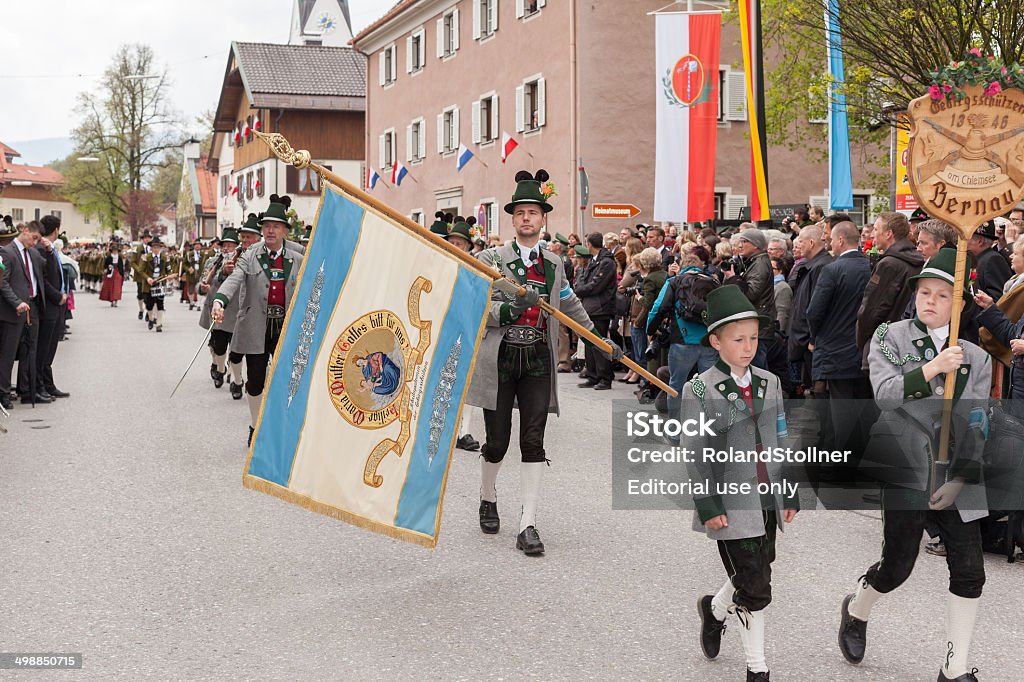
{"left": 253, "top": 130, "right": 675, "bottom": 397}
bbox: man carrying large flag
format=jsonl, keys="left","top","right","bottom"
{"left": 467, "top": 169, "right": 621, "bottom": 556}
{"left": 212, "top": 197, "right": 303, "bottom": 445}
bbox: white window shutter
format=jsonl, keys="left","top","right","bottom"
{"left": 406, "top": 37, "right": 413, "bottom": 73}
{"left": 379, "top": 134, "right": 386, "bottom": 169}
{"left": 490, "top": 0, "right": 499, "bottom": 32}
{"left": 437, "top": 114, "right": 445, "bottom": 153}
{"left": 391, "top": 48, "right": 398, "bottom": 81}
{"left": 809, "top": 194, "right": 829, "bottom": 211}
{"left": 515, "top": 84, "right": 525, "bottom": 132}
{"left": 379, "top": 52, "right": 386, "bottom": 86}
{"left": 473, "top": 1, "right": 482, "bottom": 40}
{"left": 471, "top": 100, "right": 482, "bottom": 144}
{"left": 490, "top": 204, "right": 499, "bottom": 235}
{"left": 436, "top": 19, "right": 445, "bottom": 57}
{"left": 536, "top": 77, "right": 546, "bottom": 127}
{"left": 538, "top": 0, "right": 546, "bottom": 7}
{"left": 516, "top": 0, "right": 525, "bottom": 19}
{"left": 725, "top": 71, "right": 747, "bottom": 121}
{"left": 725, "top": 195, "right": 747, "bottom": 219}
{"left": 452, "top": 107, "right": 460, "bottom": 149}
{"left": 452, "top": 9, "right": 460, "bottom": 51}
{"left": 407, "top": 124, "right": 413, "bottom": 161}
{"left": 491, "top": 94, "right": 500, "bottom": 138}
{"left": 419, "top": 121, "right": 427, "bottom": 159}
{"left": 419, "top": 33, "right": 426, "bottom": 67}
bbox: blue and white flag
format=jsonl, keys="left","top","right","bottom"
{"left": 243, "top": 181, "right": 493, "bottom": 548}
{"left": 826, "top": 0, "right": 853, "bottom": 210}
{"left": 366, "top": 166, "right": 381, "bottom": 190}
{"left": 456, "top": 143, "right": 474, "bottom": 172}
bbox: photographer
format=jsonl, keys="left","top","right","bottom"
{"left": 721, "top": 228, "right": 776, "bottom": 369}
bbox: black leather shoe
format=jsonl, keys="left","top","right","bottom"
{"left": 138, "top": 311, "right": 144, "bottom": 320}
{"left": 516, "top": 526, "right": 545, "bottom": 555}
{"left": 212, "top": 370, "right": 225, "bottom": 389}
{"left": 578, "top": 380, "right": 598, "bottom": 388}
{"left": 938, "top": 668, "right": 980, "bottom": 681}
{"left": 230, "top": 382, "right": 244, "bottom": 400}
{"left": 248, "top": 426, "right": 254, "bottom": 446}
{"left": 457, "top": 434, "right": 480, "bottom": 451}
{"left": 0, "top": 395, "right": 13, "bottom": 410}
{"left": 48, "top": 388, "right": 70, "bottom": 398}
{"left": 210, "top": 363, "right": 218, "bottom": 380}
{"left": 839, "top": 593, "right": 867, "bottom": 664}
{"left": 697, "top": 595, "right": 727, "bottom": 660}
{"left": 156, "top": 325, "right": 163, "bottom": 333}
{"left": 148, "top": 318, "right": 155, "bottom": 330}
{"left": 479, "top": 500, "right": 499, "bottom": 534}
{"left": 22, "top": 393, "right": 54, "bottom": 404}
{"left": 746, "top": 670, "right": 770, "bottom": 682}
{"left": 594, "top": 381, "right": 612, "bottom": 390}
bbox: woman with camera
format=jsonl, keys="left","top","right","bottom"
{"left": 616, "top": 237, "right": 646, "bottom": 384}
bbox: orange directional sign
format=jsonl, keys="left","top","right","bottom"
{"left": 592, "top": 203, "right": 642, "bottom": 219}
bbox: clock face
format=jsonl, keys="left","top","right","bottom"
{"left": 317, "top": 12, "right": 337, "bottom": 34}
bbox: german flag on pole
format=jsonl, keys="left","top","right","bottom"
{"left": 738, "top": 0, "right": 770, "bottom": 221}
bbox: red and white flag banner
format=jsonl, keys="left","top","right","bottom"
{"left": 654, "top": 12, "right": 721, "bottom": 223}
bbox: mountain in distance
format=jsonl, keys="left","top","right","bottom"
{"left": 7, "top": 137, "right": 75, "bottom": 167}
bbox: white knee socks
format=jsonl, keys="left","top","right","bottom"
{"left": 849, "top": 578, "right": 882, "bottom": 622}
{"left": 155, "top": 310, "right": 164, "bottom": 326}
{"left": 480, "top": 460, "right": 501, "bottom": 503}
{"left": 943, "top": 595, "right": 980, "bottom": 678}
{"left": 229, "top": 360, "right": 244, "bottom": 385}
{"left": 711, "top": 580, "right": 735, "bottom": 622}
{"left": 214, "top": 354, "right": 226, "bottom": 373}
{"left": 247, "top": 392, "right": 262, "bottom": 428}
{"left": 519, "top": 462, "right": 544, "bottom": 531}
{"left": 736, "top": 608, "right": 767, "bottom": 674}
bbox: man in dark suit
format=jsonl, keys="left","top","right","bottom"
{"left": 34, "top": 215, "right": 69, "bottom": 398}
{"left": 805, "top": 221, "right": 874, "bottom": 486}
{"left": 968, "top": 220, "right": 1013, "bottom": 300}
{"left": 0, "top": 220, "right": 49, "bottom": 406}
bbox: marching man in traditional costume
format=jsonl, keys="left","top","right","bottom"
{"left": 139, "top": 236, "right": 168, "bottom": 332}
{"left": 212, "top": 199, "right": 303, "bottom": 444}
{"left": 200, "top": 228, "right": 244, "bottom": 398}
{"left": 838, "top": 249, "right": 991, "bottom": 682}
{"left": 683, "top": 285, "right": 798, "bottom": 682}
{"left": 465, "top": 170, "right": 621, "bottom": 556}
{"left": 133, "top": 230, "right": 154, "bottom": 322}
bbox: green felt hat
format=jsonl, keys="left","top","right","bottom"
{"left": 0, "top": 224, "right": 18, "bottom": 240}
{"left": 572, "top": 244, "right": 591, "bottom": 257}
{"left": 447, "top": 216, "right": 477, "bottom": 243}
{"left": 150, "top": 236, "right": 165, "bottom": 247}
{"left": 909, "top": 248, "right": 973, "bottom": 312}
{"left": 220, "top": 228, "right": 240, "bottom": 244}
{"left": 261, "top": 202, "right": 289, "bottom": 225}
{"left": 910, "top": 207, "right": 930, "bottom": 222}
{"left": 504, "top": 170, "right": 553, "bottom": 214}
{"left": 701, "top": 284, "right": 771, "bottom": 346}
{"left": 240, "top": 213, "right": 261, "bottom": 235}
{"left": 429, "top": 211, "right": 453, "bottom": 237}
{"left": 555, "top": 232, "right": 570, "bottom": 246}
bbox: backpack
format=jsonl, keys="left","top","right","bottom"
{"left": 674, "top": 271, "right": 721, "bottom": 324}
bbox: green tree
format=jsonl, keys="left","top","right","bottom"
{"left": 64, "top": 43, "right": 183, "bottom": 238}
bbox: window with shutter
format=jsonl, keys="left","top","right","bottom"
{"left": 256, "top": 167, "right": 265, "bottom": 198}
{"left": 515, "top": 84, "right": 525, "bottom": 132}
{"left": 452, "top": 8, "right": 460, "bottom": 51}
{"left": 390, "top": 45, "right": 398, "bottom": 82}
{"left": 437, "top": 114, "right": 445, "bottom": 154}
{"left": 489, "top": 203, "right": 500, "bottom": 236}
{"left": 451, "top": 107, "right": 460, "bottom": 150}
{"left": 379, "top": 51, "right": 386, "bottom": 86}
{"left": 407, "top": 124, "right": 414, "bottom": 162}
{"left": 725, "top": 71, "right": 747, "bottom": 121}
{"left": 418, "top": 120, "right": 427, "bottom": 160}
{"left": 246, "top": 171, "right": 254, "bottom": 200}
{"left": 384, "top": 130, "right": 394, "bottom": 169}
{"left": 436, "top": 19, "right": 445, "bottom": 58}
{"left": 489, "top": 0, "right": 498, "bottom": 33}
{"left": 472, "top": 100, "right": 482, "bottom": 144}
{"left": 379, "top": 134, "right": 386, "bottom": 168}
{"left": 516, "top": 0, "right": 525, "bottom": 19}
{"left": 536, "top": 77, "right": 546, "bottom": 127}
{"left": 473, "top": 0, "right": 482, "bottom": 40}
{"left": 406, "top": 36, "right": 413, "bottom": 73}
{"left": 491, "top": 94, "right": 500, "bottom": 139}
{"left": 725, "top": 195, "right": 747, "bottom": 219}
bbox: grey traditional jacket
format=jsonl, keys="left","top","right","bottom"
{"left": 199, "top": 252, "right": 241, "bottom": 334}
{"left": 465, "top": 243, "right": 593, "bottom": 415}
{"left": 681, "top": 360, "right": 798, "bottom": 541}
{"left": 214, "top": 243, "right": 302, "bottom": 355}
{"left": 864, "top": 318, "right": 991, "bottom": 522}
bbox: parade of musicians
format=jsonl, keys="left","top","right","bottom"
{"left": 4, "top": 1, "right": 1024, "bottom": 680}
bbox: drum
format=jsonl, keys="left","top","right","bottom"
{"left": 151, "top": 283, "right": 175, "bottom": 299}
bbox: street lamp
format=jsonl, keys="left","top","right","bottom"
{"left": 77, "top": 156, "right": 100, "bottom": 162}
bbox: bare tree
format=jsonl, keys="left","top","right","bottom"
{"left": 65, "top": 44, "right": 183, "bottom": 238}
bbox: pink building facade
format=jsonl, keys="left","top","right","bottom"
{"left": 353, "top": 0, "right": 883, "bottom": 239}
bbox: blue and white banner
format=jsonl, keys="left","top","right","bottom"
{"left": 243, "top": 182, "right": 492, "bottom": 547}
{"left": 826, "top": 0, "right": 853, "bottom": 211}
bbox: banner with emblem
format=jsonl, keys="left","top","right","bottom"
{"left": 243, "top": 181, "right": 493, "bottom": 548}
{"left": 654, "top": 11, "right": 721, "bottom": 222}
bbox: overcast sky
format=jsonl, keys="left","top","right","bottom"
{"left": 1, "top": 0, "right": 394, "bottom": 143}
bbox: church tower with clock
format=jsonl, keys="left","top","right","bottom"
{"left": 289, "top": 0, "right": 353, "bottom": 46}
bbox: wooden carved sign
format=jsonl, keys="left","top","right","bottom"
{"left": 907, "top": 83, "right": 1024, "bottom": 238}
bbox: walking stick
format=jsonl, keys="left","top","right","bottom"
{"left": 253, "top": 130, "right": 678, "bottom": 398}
{"left": 170, "top": 322, "right": 216, "bottom": 399}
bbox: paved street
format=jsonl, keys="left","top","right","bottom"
{"left": 2, "top": 294, "right": 1023, "bottom": 681}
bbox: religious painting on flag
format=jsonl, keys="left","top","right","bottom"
{"left": 243, "top": 181, "right": 493, "bottom": 548}
{"left": 654, "top": 11, "right": 721, "bottom": 223}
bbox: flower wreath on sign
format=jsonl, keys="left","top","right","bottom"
{"left": 928, "top": 49, "right": 1024, "bottom": 101}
